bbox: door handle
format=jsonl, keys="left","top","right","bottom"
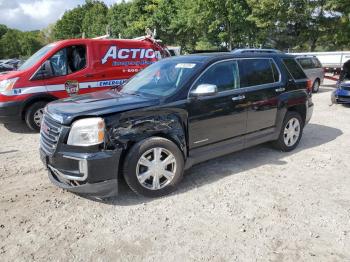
{"left": 84, "top": 73, "right": 94, "bottom": 78}
{"left": 232, "top": 95, "right": 245, "bottom": 101}
{"left": 275, "top": 87, "right": 285, "bottom": 92}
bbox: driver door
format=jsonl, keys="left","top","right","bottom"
{"left": 42, "top": 44, "right": 89, "bottom": 99}
{"left": 187, "top": 60, "right": 248, "bottom": 149}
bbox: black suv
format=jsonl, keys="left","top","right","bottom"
{"left": 40, "top": 53, "right": 313, "bottom": 198}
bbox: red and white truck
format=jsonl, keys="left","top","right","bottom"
{"left": 0, "top": 37, "right": 170, "bottom": 130}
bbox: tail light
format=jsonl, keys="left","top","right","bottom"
{"left": 306, "top": 79, "right": 313, "bottom": 93}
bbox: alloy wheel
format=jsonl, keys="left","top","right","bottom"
{"left": 136, "top": 147, "right": 177, "bottom": 190}
{"left": 283, "top": 117, "right": 301, "bottom": 147}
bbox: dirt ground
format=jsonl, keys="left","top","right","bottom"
{"left": 0, "top": 79, "right": 349, "bottom": 262}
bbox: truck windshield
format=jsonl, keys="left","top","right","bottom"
{"left": 121, "top": 59, "right": 200, "bottom": 97}
{"left": 18, "top": 43, "right": 56, "bottom": 71}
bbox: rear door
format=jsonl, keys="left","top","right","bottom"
{"left": 239, "top": 58, "right": 282, "bottom": 133}
{"left": 188, "top": 60, "right": 247, "bottom": 148}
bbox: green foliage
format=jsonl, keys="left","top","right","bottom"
{"left": 1, "top": 0, "right": 350, "bottom": 59}
{"left": 82, "top": 1, "right": 109, "bottom": 37}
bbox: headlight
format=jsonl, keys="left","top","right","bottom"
{"left": 67, "top": 118, "right": 105, "bottom": 147}
{"left": 0, "top": 78, "right": 19, "bottom": 92}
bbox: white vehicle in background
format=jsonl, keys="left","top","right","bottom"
{"left": 293, "top": 51, "right": 350, "bottom": 74}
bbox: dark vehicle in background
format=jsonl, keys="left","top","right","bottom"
{"left": 39, "top": 53, "right": 313, "bottom": 198}
{"left": 0, "top": 59, "right": 22, "bottom": 72}
{"left": 295, "top": 55, "right": 324, "bottom": 93}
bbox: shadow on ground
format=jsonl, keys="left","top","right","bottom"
{"left": 95, "top": 123, "right": 342, "bottom": 206}
{"left": 3, "top": 122, "right": 36, "bottom": 134}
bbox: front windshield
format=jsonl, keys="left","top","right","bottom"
{"left": 121, "top": 59, "right": 200, "bottom": 97}
{"left": 18, "top": 43, "right": 56, "bottom": 71}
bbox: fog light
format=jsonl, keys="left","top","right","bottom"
{"left": 79, "top": 159, "right": 88, "bottom": 175}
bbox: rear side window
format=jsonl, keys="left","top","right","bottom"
{"left": 283, "top": 58, "right": 307, "bottom": 80}
{"left": 297, "top": 58, "right": 314, "bottom": 69}
{"left": 238, "top": 59, "right": 278, "bottom": 87}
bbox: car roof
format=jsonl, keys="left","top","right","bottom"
{"left": 168, "top": 52, "right": 296, "bottom": 64}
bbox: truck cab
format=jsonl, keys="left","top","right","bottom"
{"left": 0, "top": 37, "right": 169, "bottom": 130}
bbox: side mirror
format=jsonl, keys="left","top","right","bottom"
{"left": 190, "top": 84, "right": 218, "bottom": 98}
{"left": 31, "top": 61, "right": 53, "bottom": 80}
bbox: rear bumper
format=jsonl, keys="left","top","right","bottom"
{"left": 331, "top": 89, "right": 350, "bottom": 104}
{"left": 0, "top": 101, "right": 22, "bottom": 123}
{"left": 40, "top": 148, "right": 122, "bottom": 198}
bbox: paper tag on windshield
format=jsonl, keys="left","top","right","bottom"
{"left": 175, "top": 63, "right": 196, "bottom": 69}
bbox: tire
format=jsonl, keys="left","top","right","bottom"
{"left": 312, "top": 79, "right": 320, "bottom": 93}
{"left": 273, "top": 111, "right": 303, "bottom": 152}
{"left": 123, "top": 137, "right": 184, "bottom": 198}
{"left": 24, "top": 101, "right": 47, "bottom": 132}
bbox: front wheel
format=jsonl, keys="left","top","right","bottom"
{"left": 273, "top": 111, "right": 303, "bottom": 152}
{"left": 123, "top": 137, "right": 184, "bottom": 198}
{"left": 24, "top": 101, "right": 47, "bottom": 131}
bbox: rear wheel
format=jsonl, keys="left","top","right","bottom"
{"left": 273, "top": 111, "right": 303, "bottom": 152}
{"left": 312, "top": 79, "right": 320, "bottom": 93}
{"left": 24, "top": 101, "right": 47, "bottom": 131}
{"left": 123, "top": 137, "right": 184, "bottom": 198}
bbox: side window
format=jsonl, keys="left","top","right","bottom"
{"left": 238, "top": 59, "right": 276, "bottom": 87}
{"left": 50, "top": 49, "right": 67, "bottom": 77}
{"left": 283, "top": 58, "right": 307, "bottom": 80}
{"left": 297, "top": 58, "right": 314, "bottom": 69}
{"left": 312, "top": 58, "right": 322, "bottom": 68}
{"left": 196, "top": 61, "right": 240, "bottom": 92}
{"left": 271, "top": 60, "right": 281, "bottom": 82}
{"left": 48, "top": 45, "right": 87, "bottom": 77}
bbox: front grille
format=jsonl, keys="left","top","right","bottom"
{"left": 40, "top": 114, "right": 62, "bottom": 156}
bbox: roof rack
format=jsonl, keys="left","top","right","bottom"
{"left": 232, "top": 48, "right": 283, "bottom": 54}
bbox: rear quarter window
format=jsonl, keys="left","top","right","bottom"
{"left": 283, "top": 58, "right": 307, "bottom": 80}
{"left": 312, "top": 58, "right": 322, "bottom": 68}
{"left": 238, "top": 59, "right": 278, "bottom": 87}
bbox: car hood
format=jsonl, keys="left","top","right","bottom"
{"left": 46, "top": 90, "right": 160, "bottom": 125}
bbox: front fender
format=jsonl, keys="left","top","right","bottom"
{"left": 105, "top": 110, "right": 188, "bottom": 158}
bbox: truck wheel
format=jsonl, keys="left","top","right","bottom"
{"left": 123, "top": 137, "right": 184, "bottom": 198}
{"left": 24, "top": 101, "right": 47, "bottom": 131}
{"left": 312, "top": 79, "right": 320, "bottom": 93}
{"left": 273, "top": 111, "right": 303, "bottom": 152}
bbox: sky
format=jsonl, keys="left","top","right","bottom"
{"left": 0, "top": 0, "right": 124, "bottom": 31}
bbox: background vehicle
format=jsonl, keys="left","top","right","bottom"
{"left": 331, "top": 81, "right": 350, "bottom": 104}
{"left": 40, "top": 53, "right": 313, "bottom": 198}
{"left": 295, "top": 55, "right": 324, "bottom": 93}
{"left": 0, "top": 59, "right": 22, "bottom": 72}
{"left": 0, "top": 37, "right": 170, "bottom": 131}
{"left": 293, "top": 51, "right": 350, "bottom": 74}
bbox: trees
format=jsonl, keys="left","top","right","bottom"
{"left": 82, "top": 1, "right": 109, "bottom": 37}
{"left": 1, "top": 0, "right": 350, "bottom": 59}
{"left": 53, "top": 5, "right": 87, "bottom": 39}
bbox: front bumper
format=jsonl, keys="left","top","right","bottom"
{"left": 0, "top": 101, "right": 22, "bottom": 123}
{"left": 40, "top": 148, "right": 122, "bottom": 198}
{"left": 331, "top": 89, "right": 350, "bottom": 104}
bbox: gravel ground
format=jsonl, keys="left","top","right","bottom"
{"left": 0, "top": 80, "right": 350, "bottom": 262}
